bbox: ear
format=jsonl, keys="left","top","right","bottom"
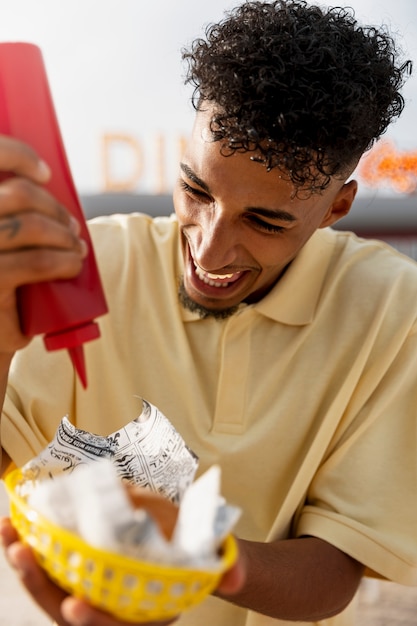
{"left": 319, "top": 179, "right": 358, "bottom": 228}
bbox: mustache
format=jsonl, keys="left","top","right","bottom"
{"left": 177, "top": 278, "right": 239, "bottom": 320}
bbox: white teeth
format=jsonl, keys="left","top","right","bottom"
{"left": 206, "top": 272, "right": 234, "bottom": 279}
{"left": 193, "top": 261, "right": 240, "bottom": 288}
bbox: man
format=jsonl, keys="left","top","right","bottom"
{"left": 0, "top": 1, "right": 416, "bottom": 625}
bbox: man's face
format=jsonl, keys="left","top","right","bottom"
{"left": 174, "top": 108, "right": 356, "bottom": 318}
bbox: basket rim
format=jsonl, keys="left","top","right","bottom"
{"left": 3, "top": 467, "right": 237, "bottom": 577}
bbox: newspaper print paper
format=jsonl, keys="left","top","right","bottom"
{"left": 22, "top": 399, "right": 198, "bottom": 503}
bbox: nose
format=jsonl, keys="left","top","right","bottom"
{"left": 191, "top": 210, "right": 240, "bottom": 272}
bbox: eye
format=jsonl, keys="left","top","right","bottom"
{"left": 245, "top": 215, "right": 285, "bottom": 234}
{"left": 179, "top": 179, "right": 211, "bottom": 202}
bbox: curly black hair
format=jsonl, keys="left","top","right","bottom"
{"left": 182, "top": 0, "right": 412, "bottom": 191}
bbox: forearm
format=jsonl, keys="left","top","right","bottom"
{"left": 218, "top": 536, "right": 364, "bottom": 621}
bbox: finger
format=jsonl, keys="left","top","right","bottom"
{"left": 0, "top": 176, "right": 74, "bottom": 227}
{"left": 0, "top": 516, "right": 19, "bottom": 546}
{"left": 0, "top": 210, "right": 85, "bottom": 254}
{"left": 0, "top": 202, "right": 87, "bottom": 289}
{"left": 0, "top": 246, "right": 88, "bottom": 289}
{"left": 4, "top": 540, "right": 72, "bottom": 626}
{"left": 0, "top": 135, "right": 50, "bottom": 183}
{"left": 61, "top": 596, "right": 177, "bottom": 626}
{"left": 1, "top": 519, "right": 176, "bottom": 626}
{"left": 216, "top": 546, "right": 247, "bottom": 596}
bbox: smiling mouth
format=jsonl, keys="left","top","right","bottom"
{"left": 193, "top": 261, "right": 242, "bottom": 288}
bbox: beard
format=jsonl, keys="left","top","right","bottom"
{"left": 178, "top": 278, "right": 240, "bottom": 320}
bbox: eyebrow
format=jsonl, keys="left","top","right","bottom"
{"left": 180, "top": 163, "right": 211, "bottom": 193}
{"left": 179, "top": 162, "right": 297, "bottom": 223}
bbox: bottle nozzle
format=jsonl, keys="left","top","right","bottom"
{"left": 68, "top": 345, "right": 87, "bottom": 389}
{"left": 43, "top": 321, "right": 101, "bottom": 388}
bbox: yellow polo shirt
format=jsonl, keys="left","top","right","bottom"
{"left": 2, "top": 213, "right": 417, "bottom": 626}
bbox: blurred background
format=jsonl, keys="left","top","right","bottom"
{"left": 0, "top": 0, "right": 415, "bottom": 197}
{"left": 1, "top": 0, "right": 416, "bottom": 258}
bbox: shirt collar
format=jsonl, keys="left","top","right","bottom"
{"left": 254, "top": 228, "right": 336, "bottom": 325}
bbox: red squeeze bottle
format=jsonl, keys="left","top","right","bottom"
{"left": 0, "top": 42, "right": 108, "bottom": 388}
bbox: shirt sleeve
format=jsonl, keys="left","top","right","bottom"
{"left": 295, "top": 325, "right": 417, "bottom": 586}
{"left": 2, "top": 336, "right": 76, "bottom": 467}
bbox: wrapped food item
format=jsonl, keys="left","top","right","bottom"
{"left": 21, "top": 399, "right": 198, "bottom": 503}
{"left": 27, "top": 460, "right": 174, "bottom": 562}
{"left": 5, "top": 401, "right": 240, "bottom": 622}
{"left": 25, "top": 460, "right": 240, "bottom": 569}
{"left": 16, "top": 398, "right": 240, "bottom": 568}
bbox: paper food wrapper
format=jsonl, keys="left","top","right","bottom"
{"left": 21, "top": 399, "right": 198, "bottom": 503}
{"left": 26, "top": 460, "right": 240, "bottom": 569}
{"left": 17, "top": 399, "right": 240, "bottom": 569}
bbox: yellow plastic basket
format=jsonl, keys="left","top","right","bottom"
{"left": 4, "top": 468, "right": 237, "bottom": 623}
